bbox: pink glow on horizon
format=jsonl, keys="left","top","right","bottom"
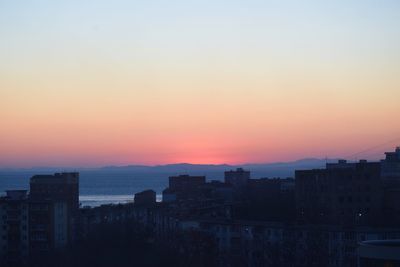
{"left": 1, "top": 1, "right": 400, "bottom": 168}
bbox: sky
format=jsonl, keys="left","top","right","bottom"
{"left": 1, "top": 0, "right": 400, "bottom": 167}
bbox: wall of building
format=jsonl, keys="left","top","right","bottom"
{"left": 53, "top": 201, "right": 68, "bottom": 248}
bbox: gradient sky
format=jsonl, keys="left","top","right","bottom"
{"left": 1, "top": 0, "right": 400, "bottom": 167}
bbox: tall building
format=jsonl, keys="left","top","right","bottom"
{"left": 242, "top": 178, "right": 295, "bottom": 221}
{"left": 134, "top": 190, "right": 156, "bottom": 207}
{"left": 0, "top": 190, "right": 29, "bottom": 266}
{"left": 168, "top": 175, "right": 206, "bottom": 190}
{"left": 224, "top": 168, "right": 250, "bottom": 188}
{"left": 381, "top": 147, "right": 400, "bottom": 226}
{"left": 296, "top": 160, "right": 383, "bottom": 226}
{"left": 163, "top": 175, "right": 206, "bottom": 202}
{"left": 381, "top": 146, "right": 400, "bottom": 180}
{"left": 28, "top": 172, "right": 79, "bottom": 254}
{"left": 29, "top": 172, "right": 79, "bottom": 212}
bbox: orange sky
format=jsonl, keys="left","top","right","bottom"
{"left": 1, "top": 1, "right": 400, "bottom": 167}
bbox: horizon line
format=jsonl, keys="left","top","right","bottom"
{"left": 0, "top": 156, "right": 386, "bottom": 170}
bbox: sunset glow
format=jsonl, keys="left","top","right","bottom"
{"left": 1, "top": 0, "right": 400, "bottom": 167}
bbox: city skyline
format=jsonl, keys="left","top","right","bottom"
{"left": 1, "top": 0, "right": 400, "bottom": 167}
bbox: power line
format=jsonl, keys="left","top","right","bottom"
{"left": 345, "top": 136, "right": 400, "bottom": 159}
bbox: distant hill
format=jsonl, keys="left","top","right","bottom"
{"left": 100, "top": 158, "right": 335, "bottom": 177}
{"left": 0, "top": 158, "right": 337, "bottom": 179}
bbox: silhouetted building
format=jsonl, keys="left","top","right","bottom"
{"left": 163, "top": 175, "right": 206, "bottom": 202}
{"left": 296, "top": 148, "right": 400, "bottom": 227}
{"left": 381, "top": 147, "right": 400, "bottom": 180}
{"left": 240, "top": 178, "right": 295, "bottom": 221}
{"left": 162, "top": 188, "right": 177, "bottom": 203}
{"left": 2, "top": 147, "right": 400, "bottom": 267}
{"left": 134, "top": 190, "right": 156, "bottom": 207}
{"left": 29, "top": 172, "right": 79, "bottom": 254}
{"left": 224, "top": 168, "right": 250, "bottom": 188}
{"left": 29, "top": 172, "right": 79, "bottom": 211}
{"left": 169, "top": 175, "right": 206, "bottom": 190}
{"left": 296, "top": 160, "right": 383, "bottom": 226}
{"left": 0, "top": 190, "right": 29, "bottom": 266}
{"left": 207, "top": 181, "right": 234, "bottom": 203}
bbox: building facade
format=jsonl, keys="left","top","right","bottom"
{"left": 29, "top": 172, "right": 79, "bottom": 255}
{"left": 224, "top": 168, "right": 250, "bottom": 188}
{"left": 0, "top": 190, "right": 29, "bottom": 266}
{"left": 296, "top": 160, "right": 383, "bottom": 226}
{"left": 163, "top": 175, "right": 206, "bottom": 202}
